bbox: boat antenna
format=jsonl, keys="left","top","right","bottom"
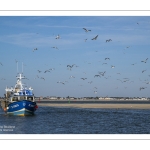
{"left": 22, "top": 62, "right": 23, "bottom": 73}
{"left": 17, "top": 61, "right": 18, "bottom": 73}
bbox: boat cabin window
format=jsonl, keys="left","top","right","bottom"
{"left": 12, "top": 97, "right": 19, "bottom": 101}
{"left": 27, "top": 97, "right": 34, "bottom": 101}
{"left": 20, "top": 96, "right": 27, "bottom": 100}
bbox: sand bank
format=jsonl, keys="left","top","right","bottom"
{"left": 37, "top": 103, "right": 150, "bottom": 109}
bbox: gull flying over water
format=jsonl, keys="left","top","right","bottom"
{"left": 141, "top": 58, "right": 148, "bottom": 63}
{"left": 84, "top": 39, "right": 87, "bottom": 42}
{"left": 106, "top": 39, "right": 112, "bottom": 42}
{"left": 145, "top": 81, "right": 150, "bottom": 84}
{"left": 44, "top": 70, "right": 50, "bottom": 73}
{"left": 49, "top": 68, "right": 55, "bottom": 71}
{"left": 98, "top": 71, "right": 106, "bottom": 76}
{"left": 57, "top": 81, "right": 65, "bottom": 85}
{"left": 131, "top": 63, "right": 137, "bottom": 65}
{"left": 117, "top": 78, "right": 129, "bottom": 83}
{"left": 55, "top": 34, "right": 60, "bottom": 39}
{"left": 111, "top": 65, "right": 115, "bottom": 68}
{"left": 88, "top": 81, "right": 93, "bottom": 84}
{"left": 91, "top": 35, "right": 98, "bottom": 40}
{"left": 41, "top": 77, "right": 45, "bottom": 80}
{"left": 94, "top": 75, "right": 101, "bottom": 78}
{"left": 37, "top": 70, "right": 42, "bottom": 73}
{"left": 51, "top": 46, "right": 59, "bottom": 50}
{"left": 33, "top": 48, "right": 38, "bottom": 52}
{"left": 67, "top": 65, "right": 73, "bottom": 70}
{"left": 83, "top": 28, "right": 91, "bottom": 32}
{"left": 69, "top": 76, "right": 75, "bottom": 79}
{"left": 67, "top": 64, "right": 77, "bottom": 70}
{"left": 139, "top": 87, "right": 147, "bottom": 91}
{"left": 142, "top": 70, "right": 146, "bottom": 73}
{"left": 81, "top": 78, "right": 87, "bottom": 80}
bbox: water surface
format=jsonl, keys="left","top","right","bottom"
{"left": 0, "top": 106, "right": 150, "bottom": 134}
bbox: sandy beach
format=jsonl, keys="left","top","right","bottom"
{"left": 37, "top": 103, "right": 150, "bottom": 109}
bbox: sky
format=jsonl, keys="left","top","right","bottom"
{"left": 0, "top": 16, "right": 150, "bottom": 98}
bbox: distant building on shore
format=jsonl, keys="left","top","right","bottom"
{"left": 2, "top": 96, "right": 150, "bottom": 101}
{"left": 49, "top": 96, "right": 57, "bottom": 100}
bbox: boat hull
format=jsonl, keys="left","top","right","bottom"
{"left": 7, "top": 100, "right": 37, "bottom": 116}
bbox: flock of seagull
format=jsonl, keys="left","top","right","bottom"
{"left": 1, "top": 25, "right": 150, "bottom": 97}
{"left": 27, "top": 27, "right": 149, "bottom": 96}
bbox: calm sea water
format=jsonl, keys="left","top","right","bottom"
{"left": 0, "top": 106, "right": 150, "bottom": 134}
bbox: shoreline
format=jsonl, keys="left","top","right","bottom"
{"left": 37, "top": 103, "right": 150, "bottom": 109}
{"left": 1, "top": 99, "right": 150, "bottom": 109}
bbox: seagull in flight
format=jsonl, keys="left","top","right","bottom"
{"left": 131, "top": 63, "right": 137, "bottom": 65}
{"left": 57, "top": 81, "right": 65, "bottom": 85}
{"left": 69, "top": 76, "right": 75, "bottom": 79}
{"left": 139, "top": 87, "right": 147, "bottom": 91}
{"left": 51, "top": 46, "right": 59, "bottom": 50}
{"left": 111, "top": 65, "right": 115, "bottom": 68}
{"left": 33, "top": 48, "right": 38, "bottom": 52}
{"left": 67, "top": 65, "right": 73, "bottom": 70}
{"left": 55, "top": 34, "right": 60, "bottom": 39}
{"left": 41, "top": 77, "right": 45, "bottom": 80}
{"left": 83, "top": 28, "right": 91, "bottom": 32}
{"left": 94, "top": 75, "right": 101, "bottom": 77}
{"left": 141, "top": 58, "right": 148, "bottom": 63}
{"left": 91, "top": 35, "right": 98, "bottom": 40}
{"left": 49, "top": 68, "right": 55, "bottom": 71}
{"left": 106, "top": 39, "right": 112, "bottom": 42}
{"left": 98, "top": 71, "right": 106, "bottom": 76}
{"left": 67, "top": 64, "right": 77, "bottom": 70}
{"left": 81, "top": 78, "right": 87, "bottom": 80}
{"left": 84, "top": 39, "right": 87, "bottom": 42}
{"left": 145, "top": 81, "right": 150, "bottom": 84}
{"left": 44, "top": 70, "right": 50, "bottom": 73}
{"left": 142, "top": 70, "right": 146, "bottom": 73}
{"left": 88, "top": 81, "right": 93, "bottom": 84}
{"left": 37, "top": 70, "right": 42, "bottom": 73}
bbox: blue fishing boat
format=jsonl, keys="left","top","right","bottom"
{"left": 1, "top": 73, "right": 38, "bottom": 116}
